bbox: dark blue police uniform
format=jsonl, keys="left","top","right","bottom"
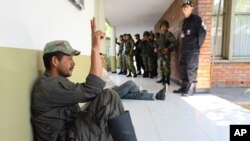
{"left": 180, "top": 13, "right": 207, "bottom": 95}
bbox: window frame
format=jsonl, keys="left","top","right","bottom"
{"left": 214, "top": 0, "right": 250, "bottom": 62}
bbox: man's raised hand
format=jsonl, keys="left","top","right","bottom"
{"left": 91, "top": 17, "right": 105, "bottom": 50}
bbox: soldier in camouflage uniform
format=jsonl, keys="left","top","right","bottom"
{"left": 122, "top": 33, "right": 128, "bottom": 75}
{"left": 141, "top": 31, "right": 153, "bottom": 78}
{"left": 116, "top": 35, "right": 126, "bottom": 75}
{"left": 125, "top": 34, "right": 137, "bottom": 77}
{"left": 156, "top": 20, "right": 177, "bottom": 85}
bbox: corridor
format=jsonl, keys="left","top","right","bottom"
{"left": 109, "top": 72, "right": 250, "bottom": 141}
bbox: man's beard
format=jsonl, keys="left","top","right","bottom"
{"left": 58, "top": 68, "right": 72, "bottom": 77}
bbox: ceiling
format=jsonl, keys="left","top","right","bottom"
{"left": 105, "top": 0, "right": 174, "bottom": 28}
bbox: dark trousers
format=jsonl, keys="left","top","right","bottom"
{"left": 135, "top": 54, "right": 144, "bottom": 72}
{"left": 72, "top": 89, "right": 125, "bottom": 141}
{"left": 180, "top": 51, "right": 200, "bottom": 83}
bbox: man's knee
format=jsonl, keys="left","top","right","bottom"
{"left": 102, "top": 89, "right": 121, "bottom": 103}
{"left": 127, "top": 80, "right": 135, "bottom": 85}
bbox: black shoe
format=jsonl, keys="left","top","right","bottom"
{"left": 143, "top": 72, "right": 149, "bottom": 78}
{"left": 127, "top": 74, "right": 132, "bottom": 77}
{"left": 123, "top": 71, "right": 127, "bottom": 75}
{"left": 165, "top": 76, "right": 170, "bottom": 85}
{"left": 182, "top": 83, "right": 196, "bottom": 96}
{"left": 149, "top": 72, "right": 155, "bottom": 78}
{"left": 173, "top": 82, "right": 187, "bottom": 93}
{"left": 133, "top": 74, "right": 137, "bottom": 78}
{"left": 173, "top": 88, "right": 184, "bottom": 93}
{"left": 156, "top": 85, "right": 166, "bottom": 100}
{"left": 118, "top": 71, "right": 123, "bottom": 75}
{"left": 157, "top": 75, "right": 165, "bottom": 83}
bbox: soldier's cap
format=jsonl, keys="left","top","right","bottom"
{"left": 182, "top": 0, "right": 193, "bottom": 7}
{"left": 159, "top": 20, "right": 170, "bottom": 28}
{"left": 44, "top": 40, "right": 80, "bottom": 56}
{"left": 134, "top": 34, "right": 140, "bottom": 37}
{"left": 143, "top": 31, "right": 150, "bottom": 36}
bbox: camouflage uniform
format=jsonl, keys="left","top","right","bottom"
{"left": 141, "top": 31, "right": 153, "bottom": 78}
{"left": 116, "top": 36, "right": 126, "bottom": 74}
{"left": 125, "top": 34, "right": 137, "bottom": 77}
{"left": 122, "top": 34, "right": 128, "bottom": 75}
{"left": 157, "top": 20, "right": 177, "bottom": 84}
{"left": 149, "top": 33, "right": 158, "bottom": 78}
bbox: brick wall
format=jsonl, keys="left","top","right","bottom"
{"left": 212, "top": 63, "right": 250, "bottom": 87}
{"left": 156, "top": 0, "right": 212, "bottom": 90}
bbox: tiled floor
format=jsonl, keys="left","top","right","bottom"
{"left": 109, "top": 72, "right": 250, "bottom": 141}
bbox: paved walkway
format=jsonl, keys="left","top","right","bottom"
{"left": 109, "top": 73, "right": 250, "bottom": 141}
{"left": 211, "top": 87, "right": 250, "bottom": 102}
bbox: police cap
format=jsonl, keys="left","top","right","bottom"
{"left": 182, "top": 0, "right": 193, "bottom": 7}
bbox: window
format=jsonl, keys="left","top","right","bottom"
{"left": 233, "top": 0, "right": 250, "bottom": 57}
{"left": 212, "top": 0, "right": 225, "bottom": 58}
{"left": 212, "top": 0, "right": 250, "bottom": 60}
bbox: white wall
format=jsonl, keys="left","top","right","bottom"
{"left": 0, "top": 0, "right": 94, "bottom": 55}
{"left": 116, "top": 25, "right": 154, "bottom": 39}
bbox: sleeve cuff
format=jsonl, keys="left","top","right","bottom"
{"left": 86, "top": 74, "right": 105, "bottom": 90}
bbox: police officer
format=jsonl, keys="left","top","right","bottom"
{"left": 173, "top": 0, "right": 206, "bottom": 96}
{"left": 157, "top": 20, "right": 177, "bottom": 85}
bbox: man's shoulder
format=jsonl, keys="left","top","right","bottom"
{"left": 38, "top": 75, "right": 73, "bottom": 90}
{"left": 191, "top": 14, "right": 202, "bottom": 21}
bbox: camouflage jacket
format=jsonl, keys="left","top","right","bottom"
{"left": 159, "top": 31, "right": 177, "bottom": 52}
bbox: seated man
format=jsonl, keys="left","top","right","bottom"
{"left": 100, "top": 53, "right": 166, "bottom": 100}
{"left": 31, "top": 18, "right": 137, "bottom": 141}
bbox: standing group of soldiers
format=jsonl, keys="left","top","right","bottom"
{"left": 116, "top": 0, "right": 207, "bottom": 96}
{"left": 116, "top": 20, "right": 177, "bottom": 85}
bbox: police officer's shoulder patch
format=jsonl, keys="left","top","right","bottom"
{"left": 202, "top": 22, "right": 207, "bottom": 31}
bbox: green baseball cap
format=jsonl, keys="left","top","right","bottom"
{"left": 43, "top": 40, "right": 80, "bottom": 55}
{"left": 159, "top": 20, "right": 169, "bottom": 28}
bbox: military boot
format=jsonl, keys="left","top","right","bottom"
{"left": 123, "top": 70, "right": 127, "bottom": 75}
{"left": 182, "top": 83, "right": 196, "bottom": 96}
{"left": 163, "top": 75, "right": 170, "bottom": 85}
{"left": 156, "top": 75, "right": 165, "bottom": 83}
{"left": 127, "top": 72, "right": 132, "bottom": 77}
{"left": 149, "top": 71, "right": 154, "bottom": 78}
{"left": 142, "top": 71, "right": 149, "bottom": 78}
{"left": 137, "top": 71, "right": 141, "bottom": 75}
{"left": 118, "top": 70, "right": 123, "bottom": 75}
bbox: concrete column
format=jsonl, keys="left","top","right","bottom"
{"left": 110, "top": 26, "right": 117, "bottom": 73}
{"left": 94, "top": 0, "right": 105, "bottom": 53}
